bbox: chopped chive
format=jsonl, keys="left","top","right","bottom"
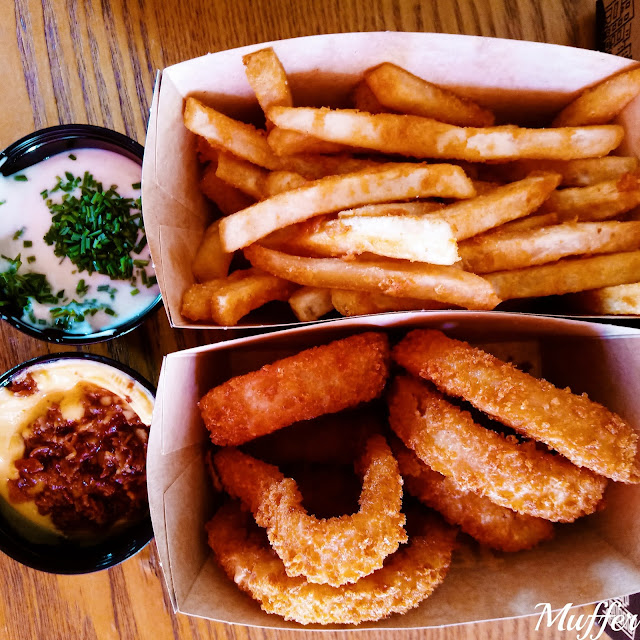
{"left": 23, "top": 240, "right": 32, "bottom": 248}
{"left": 68, "top": 154, "right": 77, "bottom": 160}
{"left": 26, "top": 256, "right": 36, "bottom": 263}
{"left": 0, "top": 200, "right": 5, "bottom": 206}
{"left": 42, "top": 170, "right": 147, "bottom": 281}
{"left": 14, "top": 175, "right": 27, "bottom": 182}
{"left": 12, "top": 228, "right": 25, "bottom": 240}
{"left": 132, "top": 182, "right": 141, "bottom": 189}
{"left": 131, "top": 288, "right": 139, "bottom": 296}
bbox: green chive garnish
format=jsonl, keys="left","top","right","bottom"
{"left": 43, "top": 170, "right": 146, "bottom": 280}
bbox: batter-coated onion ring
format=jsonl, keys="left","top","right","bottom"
{"left": 206, "top": 502, "right": 455, "bottom": 626}
{"left": 214, "top": 434, "right": 407, "bottom": 586}
{"left": 392, "top": 437, "right": 555, "bottom": 551}
{"left": 388, "top": 375, "right": 607, "bottom": 522}
{"left": 392, "top": 329, "right": 640, "bottom": 483}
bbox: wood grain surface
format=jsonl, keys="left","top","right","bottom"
{"left": 0, "top": 0, "right": 612, "bottom": 638}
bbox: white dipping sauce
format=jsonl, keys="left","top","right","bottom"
{"left": 0, "top": 148, "right": 159, "bottom": 334}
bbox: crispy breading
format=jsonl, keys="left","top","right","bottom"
{"left": 392, "top": 438, "right": 554, "bottom": 552}
{"left": 200, "top": 332, "right": 390, "bottom": 446}
{"left": 387, "top": 375, "right": 608, "bottom": 522}
{"left": 214, "top": 435, "right": 407, "bottom": 586}
{"left": 392, "top": 329, "right": 640, "bottom": 483}
{"left": 206, "top": 502, "right": 455, "bottom": 625}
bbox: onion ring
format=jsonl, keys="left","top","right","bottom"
{"left": 387, "top": 375, "right": 607, "bottom": 522}
{"left": 392, "top": 437, "right": 555, "bottom": 552}
{"left": 392, "top": 329, "right": 640, "bottom": 483}
{"left": 214, "top": 434, "right": 407, "bottom": 586}
{"left": 200, "top": 332, "right": 390, "bottom": 446}
{"left": 206, "top": 501, "right": 455, "bottom": 625}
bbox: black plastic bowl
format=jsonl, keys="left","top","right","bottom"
{"left": 0, "top": 124, "right": 162, "bottom": 344}
{"left": 0, "top": 352, "right": 155, "bottom": 574}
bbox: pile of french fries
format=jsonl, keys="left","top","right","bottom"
{"left": 181, "top": 48, "right": 640, "bottom": 325}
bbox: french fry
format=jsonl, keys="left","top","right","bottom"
{"left": 364, "top": 62, "right": 495, "bottom": 127}
{"left": 486, "top": 250, "right": 640, "bottom": 300}
{"left": 245, "top": 244, "right": 500, "bottom": 310}
{"left": 268, "top": 128, "right": 350, "bottom": 155}
{"left": 277, "top": 213, "right": 459, "bottom": 264}
{"left": 541, "top": 172, "right": 640, "bottom": 221}
{"left": 181, "top": 268, "right": 298, "bottom": 324}
{"left": 200, "top": 164, "right": 255, "bottom": 215}
{"left": 210, "top": 271, "right": 298, "bottom": 325}
{"left": 438, "top": 172, "right": 561, "bottom": 240}
{"left": 185, "top": 97, "right": 282, "bottom": 170}
{"left": 191, "top": 220, "right": 234, "bottom": 282}
{"left": 181, "top": 280, "right": 224, "bottom": 321}
{"left": 215, "top": 152, "right": 268, "bottom": 199}
{"left": 490, "top": 212, "right": 560, "bottom": 234}
{"left": 219, "top": 163, "right": 475, "bottom": 252}
{"left": 267, "top": 106, "right": 624, "bottom": 161}
{"left": 288, "top": 286, "right": 334, "bottom": 321}
{"left": 460, "top": 221, "right": 640, "bottom": 273}
{"left": 352, "top": 80, "right": 388, "bottom": 114}
{"left": 331, "top": 289, "right": 450, "bottom": 316}
{"left": 570, "top": 282, "right": 640, "bottom": 315}
{"left": 337, "top": 202, "right": 445, "bottom": 217}
{"left": 281, "top": 154, "right": 382, "bottom": 180}
{"left": 243, "top": 47, "right": 293, "bottom": 128}
{"left": 196, "top": 137, "right": 219, "bottom": 163}
{"left": 553, "top": 66, "right": 640, "bottom": 127}
{"left": 263, "top": 170, "right": 309, "bottom": 196}
{"left": 479, "top": 156, "right": 639, "bottom": 187}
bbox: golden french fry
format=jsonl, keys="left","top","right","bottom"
{"left": 331, "top": 289, "right": 450, "bottom": 316}
{"left": 364, "top": 62, "right": 495, "bottom": 127}
{"left": 438, "top": 172, "right": 561, "bottom": 240}
{"left": 210, "top": 271, "right": 298, "bottom": 326}
{"left": 490, "top": 212, "right": 560, "bottom": 234}
{"left": 185, "top": 97, "right": 282, "bottom": 169}
{"left": 191, "top": 220, "right": 234, "bottom": 282}
{"left": 267, "top": 128, "right": 350, "bottom": 155}
{"left": 553, "top": 66, "right": 640, "bottom": 126}
{"left": 460, "top": 221, "right": 640, "bottom": 273}
{"left": 352, "top": 80, "right": 388, "bottom": 114}
{"left": 541, "top": 172, "right": 640, "bottom": 221}
{"left": 486, "top": 250, "right": 640, "bottom": 300}
{"left": 337, "top": 202, "right": 445, "bottom": 217}
{"left": 196, "top": 137, "right": 219, "bottom": 163}
{"left": 267, "top": 106, "right": 624, "bottom": 161}
{"left": 216, "top": 152, "right": 268, "bottom": 199}
{"left": 245, "top": 244, "right": 500, "bottom": 310}
{"left": 479, "top": 156, "right": 640, "bottom": 187}
{"left": 181, "top": 280, "right": 223, "bottom": 321}
{"left": 570, "top": 282, "right": 640, "bottom": 315}
{"left": 243, "top": 47, "right": 293, "bottom": 125}
{"left": 288, "top": 286, "right": 334, "bottom": 321}
{"left": 263, "top": 171, "right": 309, "bottom": 196}
{"left": 281, "top": 154, "right": 382, "bottom": 180}
{"left": 277, "top": 213, "right": 459, "bottom": 264}
{"left": 200, "top": 164, "right": 255, "bottom": 215}
{"left": 220, "top": 163, "right": 475, "bottom": 252}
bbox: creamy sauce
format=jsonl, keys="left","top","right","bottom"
{"left": 0, "top": 148, "right": 159, "bottom": 334}
{"left": 0, "top": 359, "right": 154, "bottom": 538}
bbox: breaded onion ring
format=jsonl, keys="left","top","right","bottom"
{"left": 206, "top": 502, "right": 456, "bottom": 626}
{"left": 200, "top": 332, "right": 390, "bottom": 446}
{"left": 392, "top": 437, "right": 555, "bottom": 552}
{"left": 388, "top": 375, "right": 607, "bottom": 522}
{"left": 393, "top": 329, "right": 640, "bottom": 483}
{"left": 214, "top": 435, "right": 407, "bottom": 586}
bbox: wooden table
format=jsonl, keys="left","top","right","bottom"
{"left": 0, "top": 0, "right": 614, "bottom": 638}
